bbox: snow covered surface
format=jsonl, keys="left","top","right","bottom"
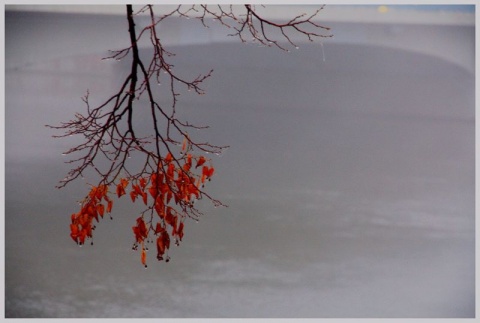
{"left": 4, "top": 7, "right": 475, "bottom": 318}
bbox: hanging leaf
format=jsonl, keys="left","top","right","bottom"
{"left": 139, "top": 177, "right": 147, "bottom": 189}
{"left": 141, "top": 246, "right": 147, "bottom": 267}
{"left": 156, "top": 236, "right": 165, "bottom": 259}
{"left": 116, "top": 183, "right": 126, "bottom": 198}
{"left": 107, "top": 200, "right": 113, "bottom": 213}
{"left": 97, "top": 204, "right": 105, "bottom": 217}
{"left": 177, "top": 222, "right": 184, "bottom": 241}
{"left": 130, "top": 190, "right": 138, "bottom": 202}
{"left": 195, "top": 156, "right": 206, "bottom": 168}
{"left": 132, "top": 217, "right": 148, "bottom": 243}
{"left": 181, "top": 136, "right": 187, "bottom": 152}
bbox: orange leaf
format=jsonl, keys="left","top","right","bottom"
{"left": 97, "top": 204, "right": 105, "bottom": 217}
{"left": 120, "top": 178, "right": 129, "bottom": 188}
{"left": 183, "top": 163, "right": 191, "bottom": 172}
{"left": 87, "top": 204, "right": 96, "bottom": 217}
{"left": 88, "top": 186, "right": 98, "bottom": 199}
{"left": 195, "top": 156, "right": 206, "bottom": 168}
{"left": 141, "top": 246, "right": 147, "bottom": 266}
{"left": 78, "top": 229, "right": 87, "bottom": 245}
{"left": 70, "top": 224, "right": 79, "bottom": 243}
{"left": 107, "top": 200, "right": 113, "bottom": 213}
{"left": 87, "top": 204, "right": 99, "bottom": 222}
{"left": 98, "top": 185, "right": 108, "bottom": 200}
{"left": 181, "top": 137, "right": 187, "bottom": 152}
{"left": 201, "top": 166, "right": 210, "bottom": 183}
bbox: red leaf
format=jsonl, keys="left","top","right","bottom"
{"left": 78, "top": 229, "right": 87, "bottom": 245}
{"left": 188, "top": 184, "right": 200, "bottom": 199}
{"left": 132, "top": 217, "right": 148, "bottom": 243}
{"left": 207, "top": 166, "right": 215, "bottom": 178}
{"left": 130, "top": 190, "right": 137, "bottom": 202}
{"left": 156, "top": 236, "right": 165, "bottom": 258}
{"left": 165, "top": 209, "right": 177, "bottom": 229}
{"left": 167, "top": 163, "right": 175, "bottom": 180}
{"left": 133, "top": 184, "right": 142, "bottom": 195}
{"left": 116, "top": 184, "right": 126, "bottom": 198}
{"left": 195, "top": 156, "right": 206, "bottom": 168}
{"left": 165, "top": 152, "right": 173, "bottom": 164}
{"left": 87, "top": 204, "right": 99, "bottom": 222}
{"left": 97, "top": 204, "right": 105, "bottom": 217}
{"left": 163, "top": 232, "right": 171, "bottom": 250}
{"left": 107, "top": 200, "right": 113, "bottom": 213}
{"left": 177, "top": 222, "right": 184, "bottom": 241}
{"left": 155, "top": 222, "right": 165, "bottom": 235}
{"left": 156, "top": 231, "right": 170, "bottom": 258}
{"left": 202, "top": 165, "right": 209, "bottom": 176}
{"left": 183, "top": 163, "right": 191, "bottom": 172}
{"left": 154, "top": 197, "right": 165, "bottom": 218}
{"left": 70, "top": 224, "right": 79, "bottom": 243}
{"left": 149, "top": 186, "right": 158, "bottom": 198}
{"left": 139, "top": 177, "right": 147, "bottom": 189}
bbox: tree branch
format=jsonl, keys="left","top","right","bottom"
{"left": 48, "top": 4, "right": 331, "bottom": 265}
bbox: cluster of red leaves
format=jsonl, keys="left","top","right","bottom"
{"left": 69, "top": 146, "right": 216, "bottom": 267}
{"left": 70, "top": 184, "right": 113, "bottom": 246}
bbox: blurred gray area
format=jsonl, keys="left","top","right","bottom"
{"left": 5, "top": 9, "right": 475, "bottom": 318}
